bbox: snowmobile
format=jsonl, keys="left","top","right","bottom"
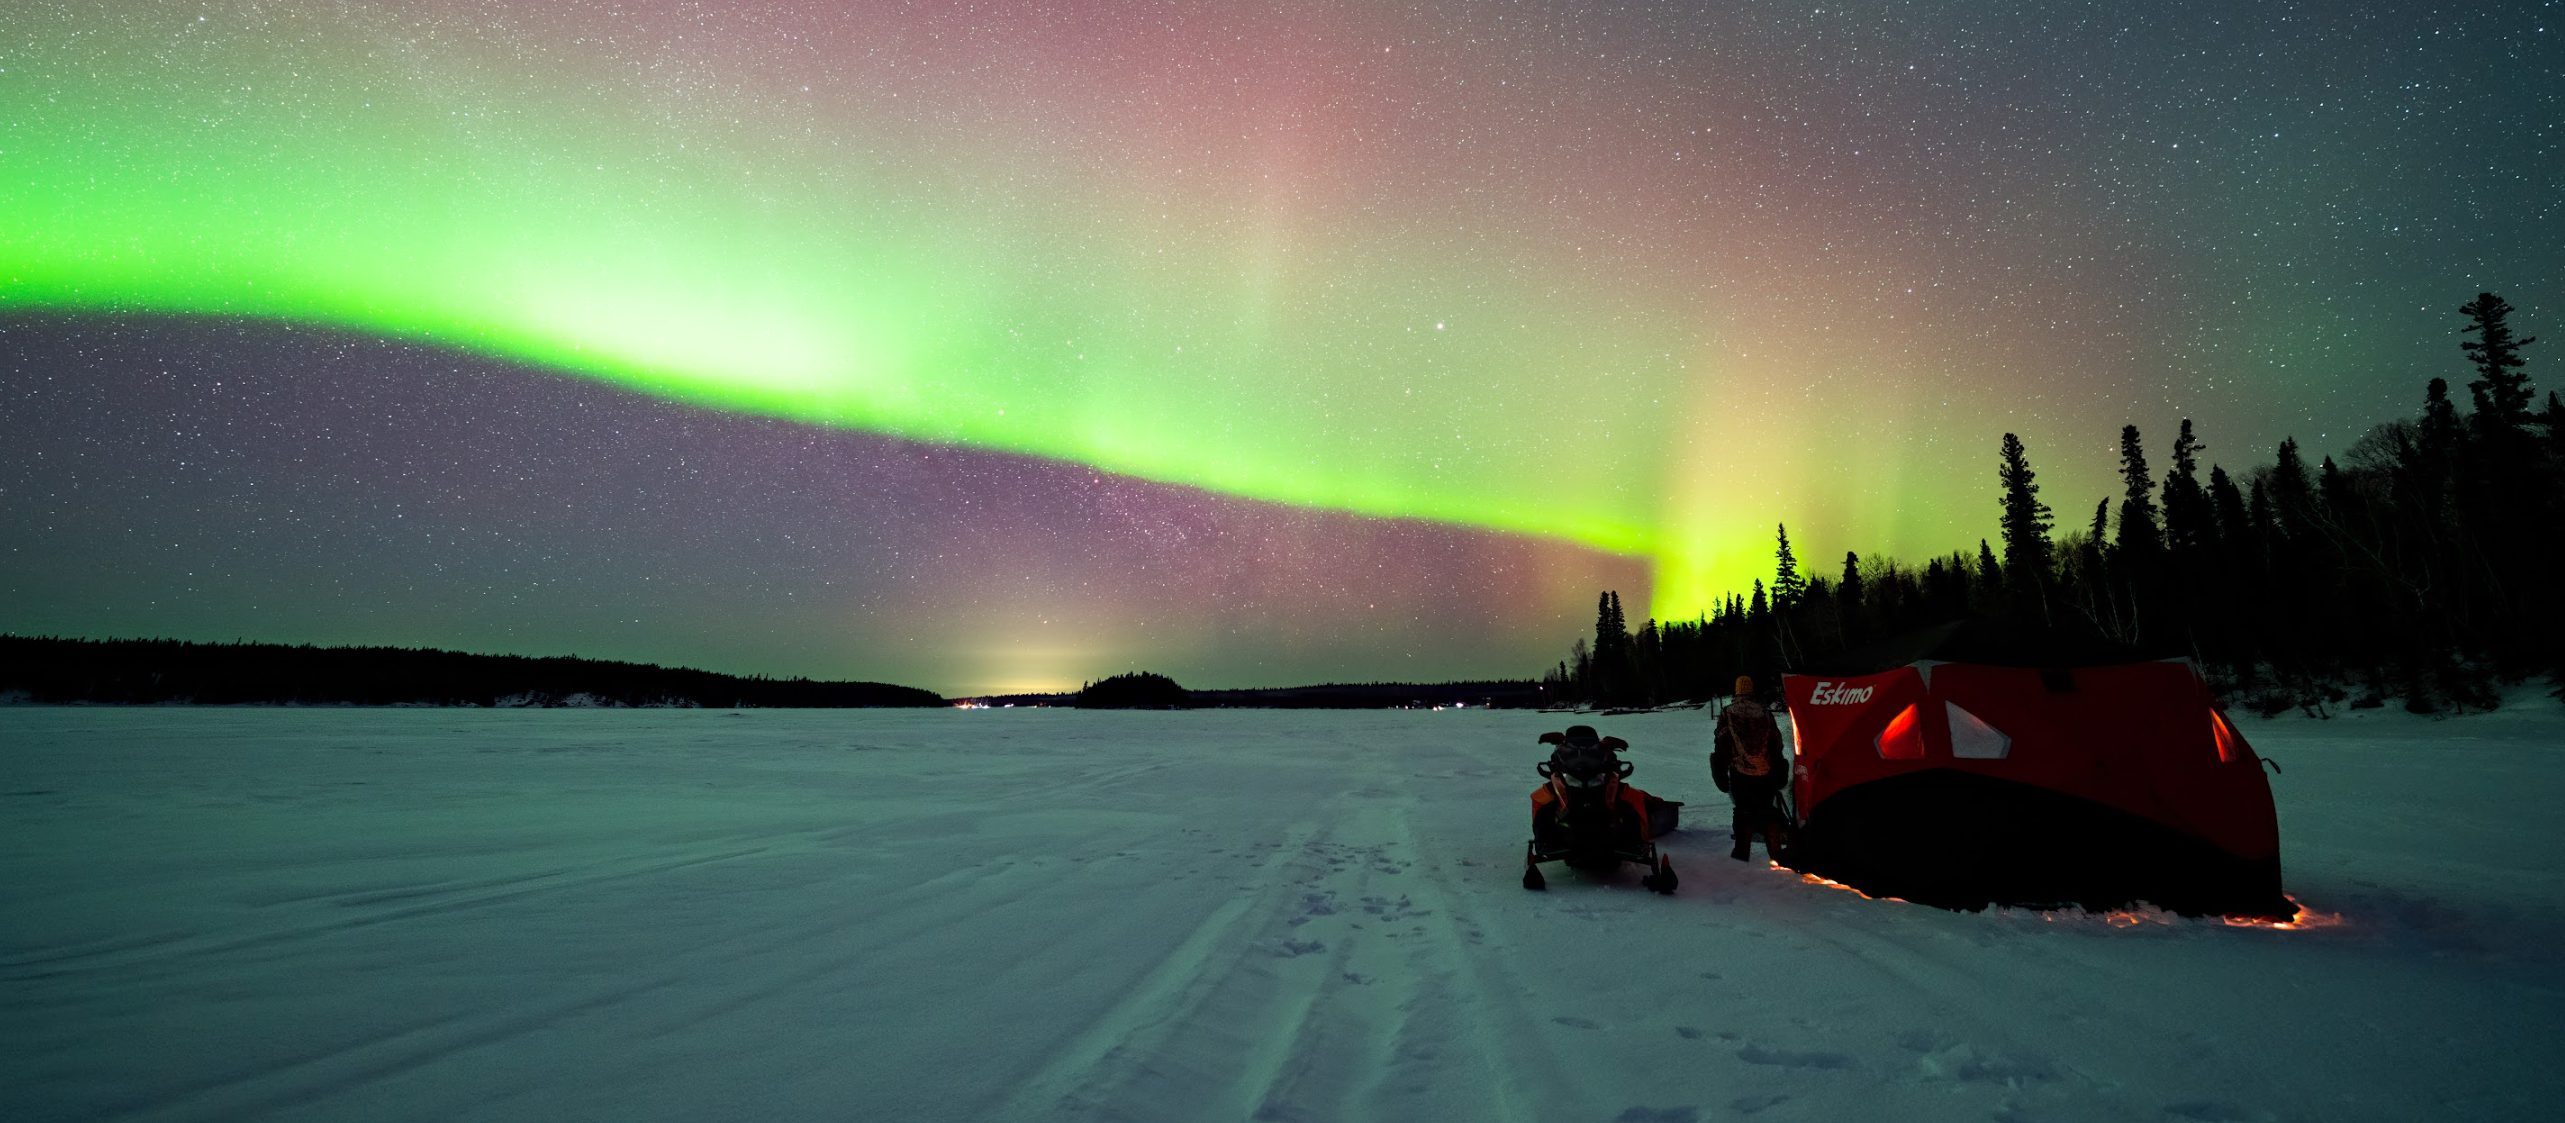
{"left": 1523, "top": 726, "right": 1680, "bottom": 894}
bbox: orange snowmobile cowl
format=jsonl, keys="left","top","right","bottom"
{"left": 1531, "top": 779, "right": 1658, "bottom": 829}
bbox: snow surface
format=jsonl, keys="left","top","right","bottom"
{"left": 3, "top": 702, "right": 2560, "bottom": 1123}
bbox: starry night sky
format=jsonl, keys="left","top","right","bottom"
{"left": 3, "top": 2, "right": 2557, "bottom": 693}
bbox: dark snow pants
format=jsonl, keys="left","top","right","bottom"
{"left": 1729, "top": 776, "right": 1790, "bottom": 852}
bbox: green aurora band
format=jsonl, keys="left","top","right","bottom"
{"left": 8, "top": 3, "right": 2544, "bottom": 620}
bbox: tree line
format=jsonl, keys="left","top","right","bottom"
{"left": 1547, "top": 293, "right": 2560, "bottom": 715}
{"left": 0, "top": 636, "right": 948, "bottom": 707}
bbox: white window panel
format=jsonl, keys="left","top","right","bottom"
{"left": 1946, "top": 701, "right": 2011, "bottom": 759}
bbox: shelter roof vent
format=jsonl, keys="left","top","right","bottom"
{"left": 1876, "top": 703, "right": 1926, "bottom": 760}
{"left": 1945, "top": 701, "right": 2011, "bottom": 759}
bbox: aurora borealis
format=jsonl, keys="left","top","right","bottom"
{"left": 3, "top": 2, "right": 2557, "bottom": 693}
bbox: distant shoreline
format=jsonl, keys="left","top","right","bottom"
{"left": 0, "top": 635, "right": 1558, "bottom": 710}
{"left": 0, "top": 635, "right": 945, "bottom": 709}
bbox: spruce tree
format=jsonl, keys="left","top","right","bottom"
{"left": 1593, "top": 590, "right": 1638, "bottom": 704}
{"left": 1996, "top": 433, "right": 2055, "bottom": 611}
{"left": 2269, "top": 438, "right": 2313, "bottom": 540}
{"left": 1773, "top": 524, "right": 1807, "bottom": 608}
{"left": 2161, "top": 420, "right": 2213, "bottom": 556}
{"left": 2115, "top": 425, "right": 2162, "bottom": 557}
{"left": 1974, "top": 539, "right": 2004, "bottom": 614}
{"left": 1837, "top": 551, "right": 1866, "bottom": 645}
{"left": 1589, "top": 592, "right": 1616, "bottom": 704}
{"left": 2064, "top": 496, "right": 2120, "bottom": 639}
{"left": 2460, "top": 292, "right": 2538, "bottom": 434}
{"left": 2206, "top": 464, "right": 2255, "bottom": 662}
{"left": 2258, "top": 440, "right": 2323, "bottom": 679}
{"left": 2319, "top": 456, "right": 2352, "bottom": 520}
{"left": 2406, "top": 377, "right": 2465, "bottom": 550}
{"left": 2452, "top": 295, "right": 2548, "bottom": 673}
{"left": 2419, "top": 379, "right": 2462, "bottom": 483}
{"left": 2208, "top": 466, "right": 2248, "bottom": 546}
{"left": 2080, "top": 496, "right": 2110, "bottom": 594}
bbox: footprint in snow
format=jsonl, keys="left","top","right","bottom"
{"left": 1735, "top": 1044, "right": 1851, "bottom": 1069}
{"left": 1271, "top": 939, "right": 1326, "bottom": 958}
{"left": 2163, "top": 1102, "right": 2259, "bottom": 1122}
{"left": 1954, "top": 1050, "right": 2058, "bottom": 1085}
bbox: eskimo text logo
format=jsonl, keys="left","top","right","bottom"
{"left": 1808, "top": 681, "right": 1875, "bottom": 706}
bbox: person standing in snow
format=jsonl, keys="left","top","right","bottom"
{"left": 1711, "top": 675, "right": 1791, "bottom": 862}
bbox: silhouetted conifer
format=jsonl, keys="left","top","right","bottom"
{"left": 2071, "top": 496, "right": 2137, "bottom": 643}
{"left": 2208, "top": 466, "right": 2248, "bottom": 548}
{"left": 2460, "top": 292, "right": 2537, "bottom": 434}
{"left": 2268, "top": 438, "right": 2312, "bottom": 539}
{"left": 2115, "top": 425, "right": 2162, "bottom": 559}
{"left": 1587, "top": 590, "right": 1640, "bottom": 704}
{"left": 1772, "top": 524, "right": 1807, "bottom": 608}
{"left": 1836, "top": 551, "right": 1866, "bottom": 645}
{"left": 2204, "top": 464, "right": 2255, "bottom": 663}
{"left": 2161, "top": 420, "right": 2214, "bottom": 557}
{"left": 2418, "top": 378, "right": 2462, "bottom": 513}
{"left": 1995, "top": 433, "right": 2055, "bottom": 618}
{"left": 1539, "top": 293, "right": 2563, "bottom": 713}
{"left": 1973, "top": 539, "right": 2004, "bottom": 614}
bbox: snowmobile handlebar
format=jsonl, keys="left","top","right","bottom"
{"left": 1536, "top": 759, "right": 1635, "bottom": 778}
{"left": 1535, "top": 732, "right": 1630, "bottom": 751}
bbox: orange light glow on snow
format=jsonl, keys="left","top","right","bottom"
{"left": 1771, "top": 865, "right": 2338, "bottom": 931}
{"left": 1772, "top": 861, "right": 1909, "bottom": 903}
{"left": 2222, "top": 897, "right": 2342, "bottom": 930}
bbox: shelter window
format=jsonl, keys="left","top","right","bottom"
{"left": 2209, "top": 708, "right": 2245, "bottom": 763}
{"left": 1945, "top": 702, "right": 2010, "bottom": 759}
{"left": 1876, "top": 703, "right": 1926, "bottom": 759}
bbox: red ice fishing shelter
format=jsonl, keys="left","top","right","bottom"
{"left": 1779, "top": 621, "right": 2294, "bottom": 919}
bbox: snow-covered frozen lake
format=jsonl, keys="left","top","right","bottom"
{"left": 4, "top": 704, "right": 2560, "bottom": 1122}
